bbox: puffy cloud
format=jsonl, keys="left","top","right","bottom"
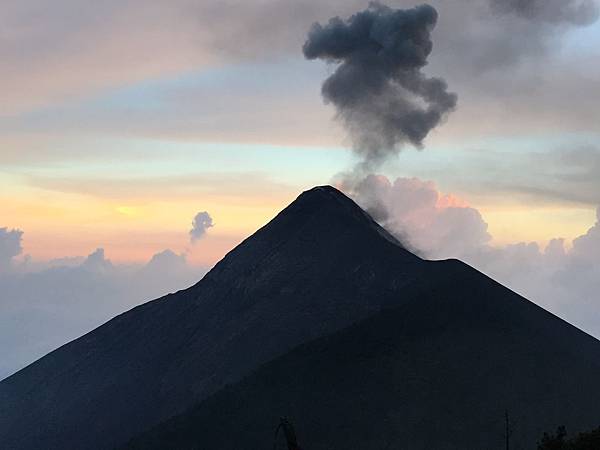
{"left": 189, "top": 211, "right": 214, "bottom": 243}
{"left": 0, "top": 245, "right": 206, "bottom": 380}
{"left": 571, "top": 207, "right": 600, "bottom": 261}
{"left": 0, "top": 228, "right": 23, "bottom": 269}
{"left": 81, "top": 248, "right": 113, "bottom": 272}
{"left": 345, "top": 175, "right": 490, "bottom": 259}
{"left": 145, "top": 248, "right": 188, "bottom": 272}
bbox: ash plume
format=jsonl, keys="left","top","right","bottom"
{"left": 189, "top": 211, "right": 214, "bottom": 243}
{"left": 303, "top": 2, "right": 457, "bottom": 170}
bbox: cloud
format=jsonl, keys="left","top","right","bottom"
{"left": 0, "top": 0, "right": 218, "bottom": 115}
{"left": 189, "top": 211, "right": 214, "bottom": 243}
{"left": 343, "top": 174, "right": 600, "bottom": 340}
{"left": 0, "top": 0, "right": 360, "bottom": 115}
{"left": 445, "top": 146, "right": 600, "bottom": 208}
{"left": 0, "top": 245, "right": 206, "bottom": 381}
{"left": 0, "top": 204, "right": 232, "bottom": 380}
{"left": 490, "top": 0, "right": 599, "bottom": 25}
{"left": 81, "top": 248, "right": 113, "bottom": 272}
{"left": 303, "top": 2, "right": 456, "bottom": 168}
{"left": 145, "top": 248, "right": 188, "bottom": 273}
{"left": 431, "top": 0, "right": 598, "bottom": 75}
{"left": 470, "top": 219, "right": 600, "bottom": 338}
{"left": 25, "top": 172, "right": 294, "bottom": 201}
{"left": 571, "top": 206, "right": 600, "bottom": 261}
{"left": 0, "top": 228, "right": 23, "bottom": 269}
{"left": 344, "top": 175, "right": 490, "bottom": 259}
{"left": 1, "top": 0, "right": 595, "bottom": 117}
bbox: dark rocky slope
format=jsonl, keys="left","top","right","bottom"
{"left": 0, "top": 186, "right": 425, "bottom": 449}
{"left": 124, "top": 258, "right": 600, "bottom": 449}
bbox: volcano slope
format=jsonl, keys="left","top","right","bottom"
{"left": 2, "top": 186, "right": 600, "bottom": 450}
{"left": 0, "top": 186, "right": 424, "bottom": 449}
{"left": 124, "top": 256, "right": 600, "bottom": 450}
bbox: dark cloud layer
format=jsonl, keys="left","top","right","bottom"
{"left": 303, "top": 2, "right": 457, "bottom": 167}
{"left": 490, "top": 0, "right": 599, "bottom": 25}
{"left": 2, "top": 0, "right": 598, "bottom": 155}
{"left": 450, "top": 146, "right": 600, "bottom": 207}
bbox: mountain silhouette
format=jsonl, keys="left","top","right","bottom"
{"left": 124, "top": 258, "right": 600, "bottom": 449}
{"left": 0, "top": 186, "right": 423, "bottom": 449}
{"left": 2, "top": 186, "right": 600, "bottom": 449}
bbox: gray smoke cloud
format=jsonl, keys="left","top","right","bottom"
{"left": 189, "top": 211, "right": 214, "bottom": 243}
{"left": 490, "top": 0, "right": 599, "bottom": 25}
{"left": 303, "top": 2, "right": 457, "bottom": 168}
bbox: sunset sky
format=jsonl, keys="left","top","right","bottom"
{"left": 2, "top": 0, "right": 600, "bottom": 377}
{"left": 2, "top": 0, "right": 599, "bottom": 267}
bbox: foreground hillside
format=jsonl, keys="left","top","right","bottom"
{"left": 124, "top": 259, "right": 600, "bottom": 450}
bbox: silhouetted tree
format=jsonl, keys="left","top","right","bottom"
{"left": 538, "top": 426, "right": 567, "bottom": 450}
{"left": 537, "top": 425, "right": 600, "bottom": 450}
{"left": 570, "top": 426, "right": 600, "bottom": 449}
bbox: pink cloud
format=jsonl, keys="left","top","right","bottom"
{"left": 346, "top": 175, "right": 490, "bottom": 259}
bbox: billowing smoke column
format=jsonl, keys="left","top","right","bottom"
{"left": 303, "top": 2, "right": 457, "bottom": 169}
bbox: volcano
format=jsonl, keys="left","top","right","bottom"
{"left": 1, "top": 186, "right": 600, "bottom": 450}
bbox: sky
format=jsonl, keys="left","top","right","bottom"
{"left": 1, "top": 0, "right": 600, "bottom": 379}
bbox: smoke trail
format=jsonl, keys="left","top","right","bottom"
{"left": 303, "top": 2, "right": 457, "bottom": 170}
{"left": 189, "top": 211, "right": 214, "bottom": 243}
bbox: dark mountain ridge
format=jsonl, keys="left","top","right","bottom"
{"left": 1, "top": 186, "right": 426, "bottom": 449}
{"left": 124, "top": 259, "right": 600, "bottom": 449}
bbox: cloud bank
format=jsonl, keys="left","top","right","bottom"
{"left": 0, "top": 237, "right": 206, "bottom": 381}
